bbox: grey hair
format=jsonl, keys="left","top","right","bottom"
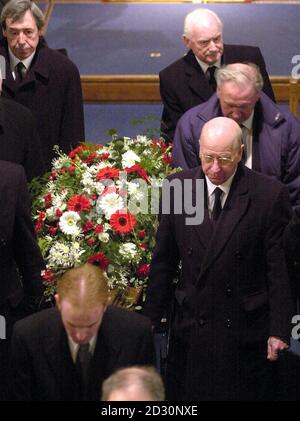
{"left": 183, "top": 8, "right": 223, "bottom": 38}
{"left": 101, "top": 366, "right": 165, "bottom": 401}
{"left": 216, "top": 62, "right": 264, "bottom": 93}
{"left": 1, "top": 0, "right": 45, "bottom": 30}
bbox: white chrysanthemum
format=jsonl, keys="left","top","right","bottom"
{"left": 98, "top": 232, "right": 110, "bottom": 243}
{"left": 52, "top": 156, "right": 73, "bottom": 171}
{"left": 46, "top": 207, "right": 56, "bottom": 219}
{"left": 127, "top": 181, "right": 146, "bottom": 202}
{"left": 96, "top": 192, "right": 124, "bottom": 219}
{"left": 48, "top": 241, "right": 85, "bottom": 268}
{"left": 59, "top": 211, "right": 81, "bottom": 236}
{"left": 119, "top": 242, "right": 137, "bottom": 259}
{"left": 135, "top": 135, "right": 149, "bottom": 145}
{"left": 121, "top": 150, "right": 141, "bottom": 168}
{"left": 52, "top": 191, "right": 68, "bottom": 209}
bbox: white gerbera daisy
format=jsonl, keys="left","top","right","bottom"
{"left": 96, "top": 192, "right": 124, "bottom": 219}
{"left": 59, "top": 211, "right": 81, "bottom": 236}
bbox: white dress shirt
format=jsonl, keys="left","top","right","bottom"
{"left": 68, "top": 335, "right": 97, "bottom": 363}
{"left": 9, "top": 48, "right": 35, "bottom": 80}
{"left": 206, "top": 171, "right": 236, "bottom": 218}
{"left": 240, "top": 111, "right": 254, "bottom": 169}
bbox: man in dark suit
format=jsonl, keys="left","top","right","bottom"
{"left": 284, "top": 209, "right": 300, "bottom": 299}
{"left": 143, "top": 117, "right": 293, "bottom": 401}
{"left": 0, "top": 0, "right": 84, "bottom": 170}
{"left": 0, "top": 160, "right": 44, "bottom": 400}
{"left": 10, "top": 263, "right": 155, "bottom": 401}
{"left": 173, "top": 63, "right": 300, "bottom": 208}
{"left": 0, "top": 79, "right": 45, "bottom": 180}
{"left": 160, "top": 8, "right": 275, "bottom": 141}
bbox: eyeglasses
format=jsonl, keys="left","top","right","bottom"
{"left": 200, "top": 154, "right": 234, "bottom": 166}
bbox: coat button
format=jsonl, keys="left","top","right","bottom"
{"left": 187, "top": 247, "right": 193, "bottom": 255}
{"left": 225, "top": 318, "right": 231, "bottom": 328}
{"left": 198, "top": 318, "right": 206, "bottom": 327}
{"left": 226, "top": 287, "right": 232, "bottom": 295}
{"left": 235, "top": 251, "right": 242, "bottom": 260}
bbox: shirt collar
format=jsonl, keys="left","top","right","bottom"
{"left": 8, "top": 47, "right": 36, "bottom": 72}
{"left": 205, "top": 169, "right": 236, "bottom": 198}
{"left": 68, "top": 335, "right": 97, "bottom": 363}
{"left": 195, "top": 56, "right": 221, "bottom": 74}
{"left": 241, "top": 110, "right": 254, "bottom": 130}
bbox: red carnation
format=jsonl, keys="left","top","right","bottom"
{"left": 125, "top": 165, "right": 149, "bottom": 182}
{"left": 87, "top": 252, "right": 109, "bottom": 270}
{"left": 136, "top": 264, "right": 150, "bottom": 279}
{"left": 138, "top": 230, "right": 146, "bottom": 240}
{"left": 96, "top": 166, "right": 120, "bottom": 181}
{"left": 82, "top": 221, "right": 94, "bottom": 232}
{"left": 95, "top": 224, "right": 104, "bottom": 234}
{"left": 48, "top": 226, "right": 57, "bottom": 236}
{"left": 42, "top": 270, "right": 55, "bottom": 284}
{"left": 110, "top": 210, "right": 136, "bottom": 234}
{"left": 43, "top": 193, "right": 52, "bottom": 208}
{"left": 68, "top": 195, "right": 91, "bottom": 212}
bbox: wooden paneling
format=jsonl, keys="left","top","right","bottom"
{"left": 81, "top": 75, "right": 300, "bottom": 116}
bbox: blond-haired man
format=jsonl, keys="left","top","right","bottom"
{"left": 10, "top": 264, "right": 155, "bottom": 401}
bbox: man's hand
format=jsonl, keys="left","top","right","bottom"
{"left": 267, "top": 336, "right": 289, "bottom": 361}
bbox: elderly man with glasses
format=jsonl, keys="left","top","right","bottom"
{"left": 144, "top": 116, "right": 293, "bottom": 401}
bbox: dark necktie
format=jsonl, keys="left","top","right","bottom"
{"left": 212, "top": 187, "right": 223, "bottom": 222}
{"left": 240, "top": 124, "right": 248, "bottom": 162}
{"left": 76, "top": 343, "right": 91, "bottom": 396}
{"left": 206, "top": 66, "right": 217, "bottom": 91}
{"left": 15, "top": 62, "right": 26, "bottom": 83}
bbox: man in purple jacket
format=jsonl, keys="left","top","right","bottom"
{"left": 172, "top": 63, "right": 300, "bottom": 208}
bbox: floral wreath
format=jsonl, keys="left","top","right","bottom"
{"left": 32, "top": 136, "right": 174, "bottom": 308}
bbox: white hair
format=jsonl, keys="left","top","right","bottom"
{"left": 183, "top": 8, "right": 223, "bottom": 38}
{"left": 216, "top": 63, "right": 264, "bottom": 93}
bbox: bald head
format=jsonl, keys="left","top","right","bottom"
{"left": 201, "top": 117, "right": 242, "bottom": 152}
{"left": 183, "top": 9, "right": 224, "bottom": 65}
{"left": 200, "top": 117, "right": 243, "bottom": 185}
{"left": 102, "top": 366, "right": 165, "bottom": 401}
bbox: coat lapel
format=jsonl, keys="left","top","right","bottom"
{"left": 190, "top": 167, "right": 213, "bottom": 250}
{"left": 43, "top": 309, "right": 81, "bottom": 400}
{"left": 197, "top": 165, "right": 250, "bottom": 280}
{"left": 184, "top": 50, "right": 214, "bottom": 101}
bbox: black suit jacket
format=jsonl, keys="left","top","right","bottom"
{"left": 160, "top": 45, "right": 275, "bottom": 141}
{"left": 283, "top": 209, "right": 300, "bottom": 298}
{"left": 0, "top": 39, "right": 85, "bottom": 170}
{"left": 0, "top": 98, "right": 45, "bottom": 180}
{"left": 144, "top": 164, "right": 292, "bottom": 400}
{"left": 10, "top": 306, "right": 155, "bottom": 401}
{"left": 0, "top": 161, "right": 44, "bottom": 310}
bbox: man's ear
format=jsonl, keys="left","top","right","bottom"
{"left": 54, "top": 294, "right": 61, "bottom": 310}
{"left": 237, "top": 144, "right": 244, "bottom": 162}
{"left": 183, "top": 35, "right": 191, "bottom": 49}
